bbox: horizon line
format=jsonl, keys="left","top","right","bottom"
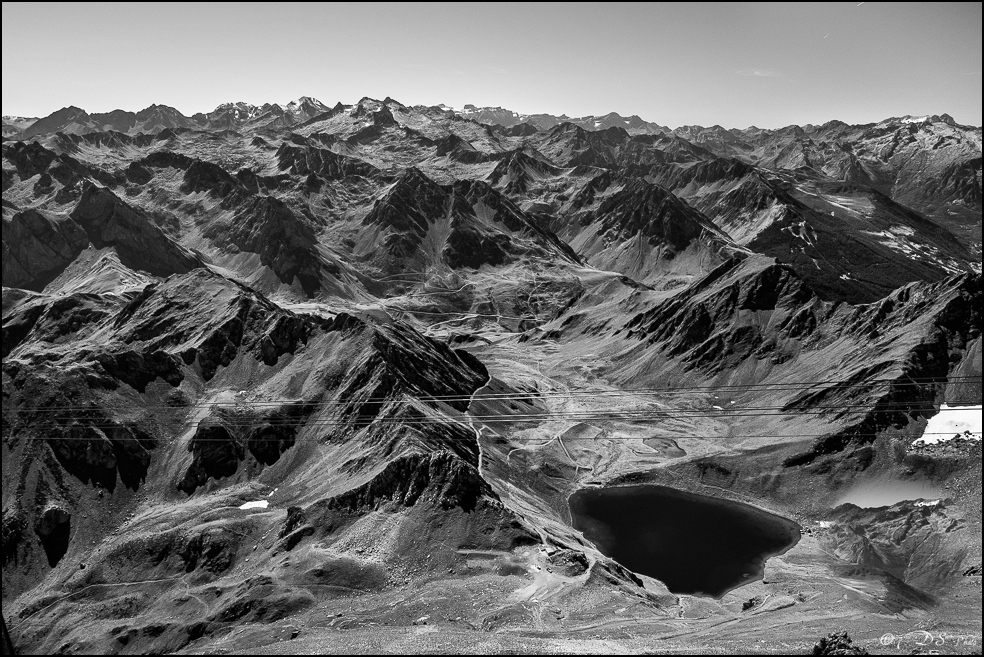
{"left": 2, "top": 98, "right": 980, "bottom": 132}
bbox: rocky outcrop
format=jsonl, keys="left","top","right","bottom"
{"left": 2, "top": 356, "right": 163, "bottom": 492}
{"left": 177, "top": 419, "right": 243, "bottom": 494}
{"left": 812, "top": 631, "right": 869, "bottom": 655}
{"left": 3, "top": 141, "right": 59, "bottom": 179}
{"left": 2, "top": 140, "right": 122, "bottom": 195}
{"left": 3, "top": 288, "right": 113, "bottom": 355}
{"left": 178, "top": 403, "right": 315, "bottom": 494}
{"left": 121, "top": 162, "right": 152, "bottom": 186}
{"left": 92, "top": 349, "right": 185, "bottom": 392}
{"left": 276, "top": 143, "right": 378, "bottom": 180}
{"left": 45, "top": 422, "right": 157, "bottom": 493}
{"left": 180, "top": 159, "right": 242, "bottom": 197}
{"left": 139, "top": 150, "right": 195, "bottom": 170}
{"left": 34, "top": 506, "right": 71, "bottom": 567}
{"left": 324, "top": 451, "right": 489, "bottom": 513}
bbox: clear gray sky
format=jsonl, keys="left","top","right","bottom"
{"left": 2, "top": 2, "right": 981, "bottom": 128}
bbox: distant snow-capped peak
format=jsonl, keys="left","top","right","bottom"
{"left": 283, "top": 97, "right": 330, "bottom": 119}
{"left": 211, "top": 102, "right": 263, "bottom": 120}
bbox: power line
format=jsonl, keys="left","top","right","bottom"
{"left": 5, "top": 403, "right": 979, "bottom": 425}
{"left": 4, "top": 406, "right": 979, "bottom": 439}
{"left": 3, "top": 431, "right": 979, "bottom": 444}
{"left": 5, "top": 375, "right": 980, "bottom": 412}
{"left": 5, "top": 399, "right": 979, "bottom": 423}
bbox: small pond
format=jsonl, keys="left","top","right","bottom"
{"left": 569, "top": 484, "right": 800, "bottom": 598}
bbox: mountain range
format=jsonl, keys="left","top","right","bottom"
{"left": 2, "top": 96, "right": 981, "bottom": 654}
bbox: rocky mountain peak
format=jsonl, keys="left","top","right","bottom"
{"left": 283, "top": 96, "right": 331, "bottom": 121}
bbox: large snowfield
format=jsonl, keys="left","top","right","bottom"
{"left": 915, "top": 404, "right": 983, "bottom": 444}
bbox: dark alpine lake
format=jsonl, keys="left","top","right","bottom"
{"left": 569, "top": 484, "right": 801, "bottom": 598}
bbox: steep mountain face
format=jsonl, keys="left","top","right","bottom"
{"left": 2, "top": 209, "right": 88, "bottom": 290}
{"left": 202, "top": 194, "right": 324, "bottom": 294}
{"left": 358, "top": 168, "right": 577, "bottom": 276}
{"left": 554, "top": 175, "right": 734, "bottom": 283}
{"left": 69, "top": 183, "right": 205, "bottom": 277}
{"left": 2, "top": 97, "right": 981, "bottom": 655}
{"left": 615, "top": 257, "right": 980, "bottom": 464}
{"left": 276, "top": 142, "right": 380, "bottom": 180}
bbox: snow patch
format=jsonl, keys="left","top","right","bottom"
{"left": 861, "top": 228, "right": 965, "bottom": 274}
{"left": 784, "top": 220, "right": 817, "bottom": 246}
{"left": 914, "top": 404, "right": 983, "bottom": 444}
{"left": 239, "top": 500, "right": 270, "bottom": 510}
